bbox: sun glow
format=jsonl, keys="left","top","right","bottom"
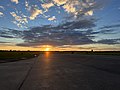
{"left": 42, "top": 45, "right": 52, "bottom": 51}
{"left": 45, "top": 47, "right": 50, "bottom": 51}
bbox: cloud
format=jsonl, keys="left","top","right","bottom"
{"left": 0, "top": 28, "right": 22, "bottom": 39}
{"left": 100, "top": 24, "right": 120, "bottom": 29}
{"left": 97, "top": 39, "right": 120, "bottom": 45}
{"left": 0, "top": 6, "right": 4, "bottom": 10}
{"left": 85, "top": 10, "right": 93, "bottom": 16}
{"left": 63, "top": 3, "right": 76, "bottom": 13}
{"left": 0, "top": 18, "right": 96, "bottom": 47}
{"left": 55, "top": 19, "right": 96, "bottom": 30}
{"left": 0, "top": 41, "right": 10, "bottom": 43}
{"left": 51, "top": 0, "right": 96, "bottom": 17}
{"left": 48, "top": 16, "right": 56, "bottom": 21}
{"left": 53, "top": 0, "right": 68, "bottom": 6}
{"left": 14, "top": 19, "right": 96, "bottom": 47}
{"left": 96, "top": 24, "right": 120, "bottom": 35}
{"left": 0, "top": 12, "right": 4, "bottom": 17}
{"left": 29, "top": 8, "right": 43, "bottom": 20}
{"left": 99, "top": 29, "right": 118, "bottom": 34}
{"left": 0, "top": 35, "right": 16, "bottom": 38}
{"left": 40, "top": 0, "right": 100, "bottom": 21}
{"left": 10, "top": 12, "right": 28, "bottom": 27}
{"left": 3, "top": 0, "right": 103, "bottom": 27}
{"left": 41, "top": 3, "right": 54, "bottom": 11}
{"left": 11, "top": 0, "right": 19, "bottom": 4}
{"left": 1, "top": 18, "right": 120, "bottom": 48}
{"left": 0, "top": 6, "right": 4, "bottom": 17}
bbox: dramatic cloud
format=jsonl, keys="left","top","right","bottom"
{"left": 1, "top": 17, "right": 120, "bottom": 48}
{"left": 0, "top": 19, "right": 97, "bottom": 47}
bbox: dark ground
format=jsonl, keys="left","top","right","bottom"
{"left": 0, "top": 51, "right": 120, "bottom": 63}
{"left": 20, "top": 53, "right": 120, "bottom": 90}
{"left": 0, "top": 51, "right": 40, "bottom": 63}
{"left": 0, "top": 53, "right": 120, "bottom": 90}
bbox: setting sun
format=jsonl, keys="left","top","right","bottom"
{"left": 41, "top": 45, "right": 53, "bottom": 51}
{"left": 45, "top": 48, "right": 50, "bottom": 51}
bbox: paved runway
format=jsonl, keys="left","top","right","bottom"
{"left": 0, "top": 53, "right": 120, "bottom": 90}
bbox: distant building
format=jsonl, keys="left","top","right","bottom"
{"left": 91, "top": 49, "right": 94, "bottom": 52}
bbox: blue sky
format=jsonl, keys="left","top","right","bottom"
{"left": 0, "top": 0, "right": 120, "bottom": 51}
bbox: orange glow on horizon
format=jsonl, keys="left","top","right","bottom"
{"left": 44, "top": 47, "right": 50, "bottom": 51}
{"left": 0, "top": 44, "right": 120, "bottom": 51}
{"left": 41, "top": 45, "right": 53, "bottom": 51}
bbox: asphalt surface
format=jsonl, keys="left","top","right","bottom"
{"left": 0, "top": 53, "right": 120, "bottom": 90}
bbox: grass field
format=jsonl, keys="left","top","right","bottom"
{"left": 0, "top": 51, "right": 120, "bottom": 63}
{"left": 0, "top": 51, "right": 40, "bottom": 63}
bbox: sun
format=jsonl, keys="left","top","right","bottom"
{"left": 45, "top": 47, "right": 50, "bottom": 51}
{"left": 41, "top": 45, "right": 53, "bottom": 51}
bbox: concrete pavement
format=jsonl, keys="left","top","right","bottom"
{"left": 0, "top": 58, "right": 36, "bottom": 90}
{"left": 0, "top": 53, "right": 120, "bottom": 90}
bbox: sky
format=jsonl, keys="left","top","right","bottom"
{"left": 0, "top": 0, "right": 120, "bottom": 51}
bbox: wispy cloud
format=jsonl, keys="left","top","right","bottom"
{"left": 100, "top": 24, "right": 120, "bottom": 29}
{"left": 0, "top": 41, "right": 10, "bottom": 44}
{"left": 97, "top": 39, "right": 120, "bottom": 44}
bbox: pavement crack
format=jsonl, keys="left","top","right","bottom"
{"left": 17, "top": 58, "right": 37, "bottom": 90}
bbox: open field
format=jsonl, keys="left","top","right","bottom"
{"left": 0, "top": 51, "right": 40, "bottom": 63}
{"left": 0, "top": 51, "right": 120, "bottom": 63}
